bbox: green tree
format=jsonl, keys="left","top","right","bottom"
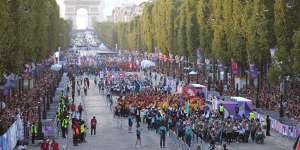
{"left": 0, "top": 1, "right": 17, "bottom": 73}
{"left": 141, "top": 3, "right": 154, "bottom": 52}
{"left": 197, "top": 0, "right": 212, "bottom": 58}
{"left": 274, "top": 0, "right": 293, "bottom": 74}
{"left": 291, "top": 29, "right": 300, "bottom": 75}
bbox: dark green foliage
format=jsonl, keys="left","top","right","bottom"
{"left": 0, "top": 0, "right": 71, "bottom": 73}
{"left": 95, "top": 0, "right": 300, "bottom": 80}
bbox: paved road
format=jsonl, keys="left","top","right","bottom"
{"left": 70, "top": 78, "right": 177, "bottom": 150}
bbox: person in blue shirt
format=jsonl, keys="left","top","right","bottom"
{"left": 135, "top": 124, "right": 141, "bottom": 146}
{"left": 159, "top": 123, "right": 167, "bottom": 148}
{"left": 185, "top": 124, "right": 193, "bottom": 147}
{"left": 128, "top": 115, "right": 133, "bottom": 133}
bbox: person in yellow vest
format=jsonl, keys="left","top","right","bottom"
{"left": 80, "top": 121, "right": 87, "bottom": 142}
{"left": 65, "top": 116, "right": 70, "bottom": 135}
{"left": 61, "top": 118, "right": 68, "bottom": 138}
{"left": 249, "top": 111, "right": 255, "bottom": 121}
{"left": 31, "top": 122, "right": 38, "bottom": 144}
{"left": 219, "top": 104, "right": 225, "bottom": 119}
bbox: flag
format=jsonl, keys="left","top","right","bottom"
{"left": 218, "top": 64, "right": 224, "bottom": 72}
{"left": 196, "top": 48, "right": 201, "bottom": 65}
{"left": 231, "top": 59, "right": 238, "bottom": 75}
{"left": 249, "top": 64, "right": 257, "bottom": 79}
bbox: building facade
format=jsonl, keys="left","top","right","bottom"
{"left": 111, "top": 2, "right": 147, "bottom": 23}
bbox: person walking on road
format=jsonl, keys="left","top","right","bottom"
{"left": 84, "top": 85, "right": 88, "bottom": 96}
{"left": 31, "top": 122, "right": 37, "bottom": 144}
{"left": 185, "top": 124, "right": 193, "bottom": 147}
{"left": 78, "top": 103, "right": 83, "bottom": 119}
{"left": 61, "top": 117, "right": 68, "bottom": 138}
{"left": 90, "top": 116, "right": 97, "bottom": 135}
{"left": 159, "top": 123, "right": 167, "bottom": 148}
{"left": 135, "top": 124, "right": 142, "bottom": 147}
{"left": 77, "top": 84, "right": 81, "bottom": 96}
{"left": 98, "top": 81, "right": 102, "bottom": 94}
{"left": 80, "top": 121, "right": 87, "bottom": 142}
{"left": 128, "top": 115, "right": 133, "bottom": 133}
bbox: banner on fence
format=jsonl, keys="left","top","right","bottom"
{"left": 0, "top": 115, "right": 24, "bottom": 150}
{"left": 255, "top": 112, "right": 300, "bottom": 138}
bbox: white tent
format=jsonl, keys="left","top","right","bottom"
{"left": 231, "top": 96, "right": 252, "bottom": 103}
{"left": 189, "top": 71, "right": 198, "bottom": 75}
{"left": 141, "top": 60, "right": 155, "bottom": 69}
{"left": 50, "top": 64, "right": 62, "bottom": 71}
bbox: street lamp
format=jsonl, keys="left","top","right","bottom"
{"left": 37, "top": 101, "right": 44, "bottom": 139}
{"left": 42, "top": 96, "right": 47, "bottom": 119}
{"left": 46, "top": 89, "right": 50, "bottom": 110}
{"left": 256, "top": 72, "right": 260, "bottom": 108}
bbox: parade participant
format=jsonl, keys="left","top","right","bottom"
{"left": 31, "top": 122, "right": 37, "bottom": 144}
{"left": 50, "top": 139, "right": 59, "bottom": 150}
{"left": 56, "top": 112, "right": 61, "bottom": 128}
{"left": 90, "top": 116, "right": 97, "bottom": 135}
{"left": 128, "top": 114, "right": 133, "bottom": 133}
{"left": 85, "top": 77, "right": 90, "bottom": 88}
{"left": 77, "top": 83, "right": 81, "bottom": 96}
{"left": 78, "top": 103, "right": 83, "bottom": 119}
{"left": 40, "top": 139, "right": 49, "bottom": 150}
{"left": 98, "top": 80, "right": 102, "bottom": 94}
{"left": 84, "top": 85, "right": 88, "bottom": 96}
{"left": 159, "top": 123, "right": 167, "bottom": 148}
{"left": 94, "top": 76, "right": 97, "bottom": 86}
{"left": 185, "top": 124, "right": 193, "bottom": 147}
{"left": 135, "top": 124, "right": 141, "bottom": 147}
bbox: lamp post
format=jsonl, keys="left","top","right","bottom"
{"left": 46, "top": 89, "right": 50, "bottom": 110}
{"left": 37, "top": 101, "right": 43, "bottom": 139}
{"left": 251, "top": 70, "right": 260, "bottom": 108}
{"left": 42, "top": 96, "right": 47, "bottom": 119}
{"left": 256, "top": 73, "right": 260, "bottom": 108}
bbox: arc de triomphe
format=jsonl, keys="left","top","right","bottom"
{"left": 64, "top": 0, "right": 104, "bottom": 29}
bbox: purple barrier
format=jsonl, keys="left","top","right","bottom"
{"left": 255, "top": 112, "right": 300, "bottom": 138}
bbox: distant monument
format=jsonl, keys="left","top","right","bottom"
{"left": 64, "top": 0, "right": 105, "bottom": 29}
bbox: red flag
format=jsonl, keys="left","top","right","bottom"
{"left": 231, "top": 59, "right": 238, "bottom": 75}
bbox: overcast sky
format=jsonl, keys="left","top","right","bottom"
{"left": 56, "top": 0, "right": 148, "bottom": 19}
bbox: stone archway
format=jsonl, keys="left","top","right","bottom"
{"left": 64, "top": 0, "right": 104, "bottom": 29}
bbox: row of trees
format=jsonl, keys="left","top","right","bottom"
{"left": 96, "top": 0, "right": 300, "bottom": 83}
{"left": 0, "top": 0, "right": 71, "bottom": 74}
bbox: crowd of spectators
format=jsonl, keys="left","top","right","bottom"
{"left": 71, "top": 30, "right": 99, "bottom": 47}
{"left": 223, "top": 80, "right": 300, "bottom": 121}
{"left": 0, "top": 68, "right": 62, "bottom": 136}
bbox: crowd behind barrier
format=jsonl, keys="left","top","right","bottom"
{"left": 0, "top": 115, "right": 24, "bottom": 150}
{"left": 255, "top": 112, "right": 300, "bottom": 139}
{"left": 152, "top": 69, "right": 300, "bottom": 139}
